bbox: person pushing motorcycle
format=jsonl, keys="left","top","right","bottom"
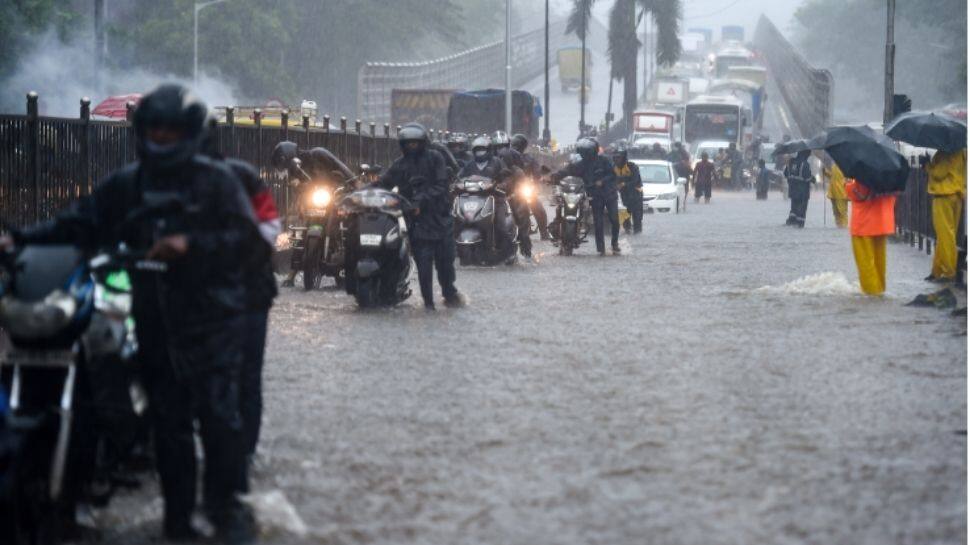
{"left": 550, "top": 138, "right": 620, "bottom": 255}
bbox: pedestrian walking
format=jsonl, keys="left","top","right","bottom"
{"left": 755, "top": 159, "right": 770, "bottom": 199}
{"left": 846, "top": 178, "right": 896, "bottom": 295}
{"left": 613, "top": 146, "right": 643, "bottom": 234}
{"left": 925, "top": 148, "right": 967, "bottom": 283}
{"left": 694, "top": 152, "right": 715, "bottom": 204}
{"left": 784, "top": 150, "right": 814, "bottom": 227}
{"left": 825, "top": 162, "right": 849, "bottom": 228}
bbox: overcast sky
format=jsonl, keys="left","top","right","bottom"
{"left": 550, "top": 0, "right": 805, "bottom": 39}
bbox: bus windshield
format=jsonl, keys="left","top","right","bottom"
{"left": 684, "top": 106, "right": 740, "bottom": 144}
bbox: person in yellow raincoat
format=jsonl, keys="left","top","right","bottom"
{"left": 825, "top": 162, "right": 849, "bottom": 228}
{"left": 926, "top": 148, "right": 967, "bottom": 282}
{"left": 846, "top": 178, "right": 896, "bottom": 295}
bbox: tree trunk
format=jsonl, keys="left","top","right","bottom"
{"left": 622, "top": 41, "right": 638, "bottom": 134}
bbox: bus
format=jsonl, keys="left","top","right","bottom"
{"left": 713, "top": 46, "right": 754, "bottom": 79}
{"left": 683, "top": 95, "right": 745, "bottom": 149}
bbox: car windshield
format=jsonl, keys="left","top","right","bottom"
{"left": 638, "top": 164, "right": 672, "bottom": 184}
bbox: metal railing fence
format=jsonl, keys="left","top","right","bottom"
{"left": 0, "top": 94, "right": 401, "bottom": 227}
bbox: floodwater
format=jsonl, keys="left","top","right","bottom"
{"left": 98, "top": 190, "right": 966, "bottom": 545}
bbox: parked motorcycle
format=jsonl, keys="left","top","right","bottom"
{"left": 340, "top": 188, "right": 413, "bottom": 308}
{"left": 0, "top": 242, "right": 161, "bottom": 545}
{"left": 286, "top": 158, "right": 353, "bottom": 290}
{"left": 554, "top": 176, "right": 591, "bottom": 256}
{"left": 452, "top": 175, "right": 518, "bottom": 266}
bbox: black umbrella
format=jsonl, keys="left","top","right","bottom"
{"left": 772, "top": 138, "right": 813, "bottom": 156}
{"left": 885, "top": 111, "right": 967, "bottom": 152}
{"left": 825, "top": 138, "right": 910, "bottom": 192}
{"left": 814, "top": 125, "right": 894, "bottom": 148}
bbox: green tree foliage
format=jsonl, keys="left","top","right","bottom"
{"left": 793, "top": 0, "right": 966, "bottom": 117}
{"left": 569, "top": 0, "right": 682, "bottom": 131}
{"left": 0, "top": 1, "right": 81, "bottom": 75}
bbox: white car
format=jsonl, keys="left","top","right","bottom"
{"left": 632, "top": 159, "right": 687, "bottom": 213}
{"left": 690, "top": 140, "right": 732, "bottom": 169}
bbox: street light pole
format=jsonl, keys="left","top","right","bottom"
{"left": 579, "top": 5, "right": 586, "bottom": 137}
{"left": 194, "top": 0, "right": 229, "bottom": 86}
{"left": 542, "top": 0, "right": 550, "bottom": 145}
{"left": 505, "top": 0, "right": 513, "bottom": 135}
{"left": 883, "top": 0, "right": 895, "bottom": 124}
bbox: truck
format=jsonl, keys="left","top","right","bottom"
{"left": 447, "top": 89, "right": 541, "bottom": 139}
{"left": 391, "top": 89, "right": 456, "bottom": 132}
{"left": 654, "top": 79, "right": 689, "bottom": 106}
{"left": 557, "top": 46, "right": 593, "bottom": 93}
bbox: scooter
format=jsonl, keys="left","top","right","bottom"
{"left": 340, "top": 187, "right": 413, "bottom": 308}
{"left": 553, "top": 176, "right": 591, "bottom": 256}
{"left": 452, "top": 175, "right": 518, "bottom": 266}
{"left": 0, "top": 242, "right": 162, "bottom": 545}
{"left": 287, "top": 158, "right": 353, "bottom": 291}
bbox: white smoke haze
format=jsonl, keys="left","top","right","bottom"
{"left": 0, "top": 31, "right": 244, "bottom": 118}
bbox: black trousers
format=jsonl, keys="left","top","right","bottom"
{"left": 621, "top": 192, "right": 643, "bottom": 233}
{"left": 510, "top": 198, "right": 532, "bottom": 254}
{"left": 412, "top": 237, "right": 458, "bottom": 306}
{"left": 241, "top": 309, "right": 269, "bottom": 458}
{"left": 590, "top": 195, "right": 620, "bottom": 253}
{"left": 140, "top": 316, "right": 248, "bottom": 530}
{"left": 788, "top": 181, "right": 810, "bottom": 225}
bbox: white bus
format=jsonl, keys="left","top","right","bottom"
{"left": 682, "top": 95, "right": 746, "bottom": 149}
{"left": 713, "top": 46, "right": 754, "bottom": 79}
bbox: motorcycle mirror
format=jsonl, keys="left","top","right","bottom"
{"left": 291, "top": 157, "right": 302, "bottom": 168}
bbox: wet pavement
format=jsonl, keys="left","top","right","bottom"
{"left": 97, "top": 190, "right": 966, "bottom": 545}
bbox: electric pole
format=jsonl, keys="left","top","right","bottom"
{"left": 543, "top": 0, "right": 551, "bottom": 145}
{"left": 883, "top": 0, "right": 895, "bottom": 124}
{"left": 579, "top": 5, "right": 587, "bottom": 137}
{"left": 505, "top": 0, "right": 513, "bottom": 135}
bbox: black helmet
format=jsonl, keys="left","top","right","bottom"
{"left": 398, "top": 122, "right": 429, "bottom": 155}
{"left": 575, "top": 138, "right": 597, "bottom": 161}
{"left": 271, "top": 141, "right": 299, "bottom": 171}
{"left": 611, "top": 145, "right": 628, "bottom": 163}
{"left": 510, "top": 133, "right": 529, "bottom": 153}
{"left": 491, "top": 131, "right": 510, "bottom": 150}
{"left": 447, "top": 133, "right": 469, "bottom": 151}
{"left": 471, "top": 135, "right": 491, "bottom": 161}
{"left": 133, "top": 83, "right": 208, "bottom": 170}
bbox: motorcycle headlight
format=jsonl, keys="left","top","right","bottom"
{"left": 563, "top": 193, "right": 582, "bottom": 207}
{"left": 310, "top": 188, "right": 331, "bottom": 207}
{"left": 519, "top": 182, "right": 535, "bottom": 200}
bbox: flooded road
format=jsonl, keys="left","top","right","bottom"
{"left": 102, "top": 191, "right": 965, "bottom": 545}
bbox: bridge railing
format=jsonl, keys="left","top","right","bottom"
{"left": 0, "top": 94, "right": 400, "bottom": 227}
{"left": 357, "top": 20, "right": 570, "bottom": 125}
{"left": 753, "top": 15, "right": 833, "bottom": 139}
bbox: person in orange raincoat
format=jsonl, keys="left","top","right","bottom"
{"left": 846, "top": 178, "right": 897, "bottom": 295}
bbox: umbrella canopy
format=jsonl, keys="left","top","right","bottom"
{"left": 813, "top": 124, "right": 894, "bottom": 148}
{"left": 92, "top": 94, "right": 142, "bottom": 119}
{"left": 825, "top": 138, "right": 910, "bottom": 192}
{"left": 772, "top": 138, "right": 813, "bottom": 156}
{"left": 885, "top": 111, "right": 967, "bottom": 152}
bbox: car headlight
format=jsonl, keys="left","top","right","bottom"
{"left": 310, "top": 188, "right": 331, "bottom": 207}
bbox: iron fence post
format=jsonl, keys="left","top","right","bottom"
{"left": 384, "top": 123, "right": 391, "bottom": 165}
{"left": 356, "top": 119, "right": 362, "bottom": 169}
{"left": 341, "top": 117, "right": 348, "bottom": 163}
{"left": 80, "top": 97, "right": 91, "bottom": 194}
{"left": 302, "top": 115, "right": 311, "bottom": 150}
{"left": 254, "top": 108, "right": 263, "bottom": 174}
{"left": 369, "top": 122, "right": 377, "bottom": 165}
{"left": 26, "top": 92, "right": 39, "bottom": 222}
{"left": 281, "top": 108, "right": 289, "bottom": 143}
{"left": 226, "top": 106, "right": 236, "bottom": 157}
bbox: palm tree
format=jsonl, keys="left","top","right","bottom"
{"left": 567, "top": 0, "right": 682, "bottom": 136}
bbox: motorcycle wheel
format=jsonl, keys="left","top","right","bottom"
{"left": 457, "top": 244, "right": 473, "bottom": 266}
{"left": 303, "top": 238, "right": 323, "bottom": 291}
{"left": 562, "top": 222, "right": 576, "bottom": 256}
{"left": 355, "top": 278, "right": 380, "bottom": 308}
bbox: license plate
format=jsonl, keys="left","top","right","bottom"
{"left": 359, "top": 234, "right": 382, "bottom": 246}
{"left": 462, "top": 201, "right": 479, "bottom": 212}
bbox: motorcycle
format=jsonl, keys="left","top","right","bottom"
{"left": 553, "top": 176, "right": 591, "bottom": 256}
{"left": 340, "top": 187, "right": 413, "bottom": 308}
{"left": 452, "top": 175, "right": 518, "bottom": 266}
{"left": 286, "top": 158, "right": 353, "bottom": 291}
{"left": 0, "top": 242, "right": 162, "bottom": 545}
